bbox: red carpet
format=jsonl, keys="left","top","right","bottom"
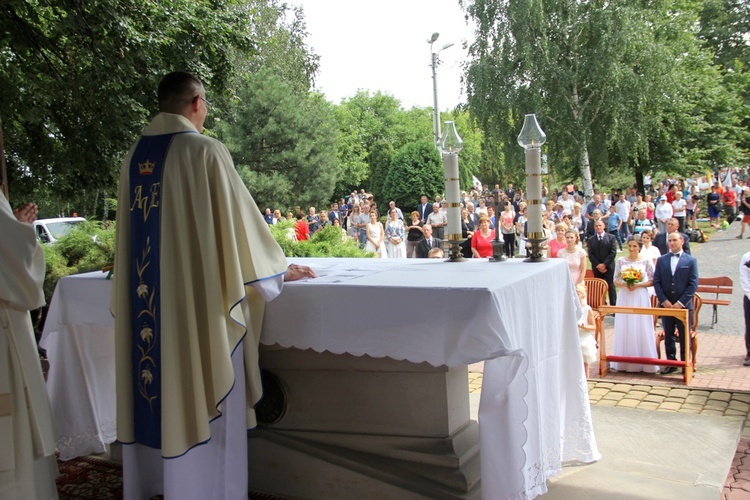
{"left": 56, "top": 455, "right": 122, "bottom": 500}
{"left": 56, "top": 454, "right": 287, "bottom": 499}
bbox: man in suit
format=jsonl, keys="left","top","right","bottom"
{"left": 587, "top": 219, "right": 618, "bottom": 305}
{"left": 415, "top": 224, "right": 438, "bottom": 258}
{"left": 466, "top": 202, "right": 480, "bottom": 229}
{"left": 417, "top": 195, "right": 433, "bottom": 224}
{"left": 653, "top": 218, "right": 691, "bottom": 255}
{"left": 328, "top": 202, "right": 341, "bottom": 225}
{"left": 653, "top": 232, "right": 699, "bottom": 374}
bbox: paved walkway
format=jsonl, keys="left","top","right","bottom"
{"left": 469, "top": 219, "right": 750, "bottom": 498}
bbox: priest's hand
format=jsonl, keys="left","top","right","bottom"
{"left": 284, "top": 263, "right": 317, "bottom": 282}
{"left": 13, "top": 202, "right": 38, "bottom": 224}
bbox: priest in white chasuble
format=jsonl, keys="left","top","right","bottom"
{"left": 111, "top": 71, "right": 315, "bottom": 500}
{"left": 0, "top": 195, "right": 59, "bottom": 500}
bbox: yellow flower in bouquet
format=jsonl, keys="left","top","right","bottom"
{"left": 621, "top": 267, "right": 643, "bottom": 287}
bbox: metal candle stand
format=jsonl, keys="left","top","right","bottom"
{"left": 524, "top": 235, "right": 548, "bottom": 263}
{"left": 443, "top": 236, "right": 467, "bottom": 262}
{"left": 489, "top": 200, "right": 507, "bottom": 262}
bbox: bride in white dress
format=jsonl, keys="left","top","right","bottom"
{"left": 365, "top": 211, "right": 387, "bottom": 258}
{"left": 611, "top": 236, "right": 659, "bottom": 373}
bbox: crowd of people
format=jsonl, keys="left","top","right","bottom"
{"left": 260, "top": 169, "right": 750, "bottom": 262}
{"left": 257, "top": 170, "right": 746, "bottom": 377}
{"left": 7, "top": 69, "right": 750, "bottom": 500}
{"left": 258, "top": 168, "right": 750, "bottom": 382}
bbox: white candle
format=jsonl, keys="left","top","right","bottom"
{"left": 443, "top": 152, "right": 462, "bottom": 237}
{"left": 525, "top": 148, "right": 543, "bottom": 235}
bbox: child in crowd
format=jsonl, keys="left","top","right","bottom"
{"left": 577, "top": 287, "right": 598, "bottom": 378}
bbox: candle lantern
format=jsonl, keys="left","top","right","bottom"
{"left": 439, "top": 121, "right": 466, "bottom": 262}
{"left": 517, "top": 114, "right": 548, "bottom": 262}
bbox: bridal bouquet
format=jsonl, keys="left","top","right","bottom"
{"left": 621, "top": 267, "right": 643, "bottom": 287}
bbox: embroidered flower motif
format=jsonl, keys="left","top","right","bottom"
{"left": 137, "top": 282, "right": 149, "bottom": 299}
{"left": 141, "top": 368, "right": 153, "bottom": 385}
{"left": 140, "top": 326, "right": 153, "bottom": 343}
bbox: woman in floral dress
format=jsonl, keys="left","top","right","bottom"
{"left": 384, "top": 209, "right": 406, "bottom": 258}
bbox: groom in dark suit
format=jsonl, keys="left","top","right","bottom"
{"left": 653, "top": 232, "right": 699, "bottom": 374}
{"left": 587, "top": 219, "right": 618, "bottom": 305}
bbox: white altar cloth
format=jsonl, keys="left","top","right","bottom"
{"left": 40, "top": 258, "right": 599, "bottom": 498}
{"left": 263, "top": 258, "right": 600, "bottom": 499}
{"left": 39, "top": 271, "right": 115, "bottom": 460}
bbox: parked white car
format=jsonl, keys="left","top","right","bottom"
{"left": 33, "top": 217, "right": 86, "bottom": 244}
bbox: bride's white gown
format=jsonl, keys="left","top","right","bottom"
{"left": 611, "top": 257, "right": 659, "bottom": 373}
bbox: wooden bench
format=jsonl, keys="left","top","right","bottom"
{"left": 696, "top": 276, "right": 733, "bottom": 328}
{"left": 597, "top": 305, "right": 692, "bottom": 385}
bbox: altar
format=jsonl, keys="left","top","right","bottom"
{"left": 40, "top": 258, "right": 599, "bottom": 499}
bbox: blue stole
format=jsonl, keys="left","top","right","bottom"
{"left": 128, "top": 131, "right": 196, "bottom": 448}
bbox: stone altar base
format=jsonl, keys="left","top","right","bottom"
{"left": 248, "top": 346, "right": 481, "bottom": 499}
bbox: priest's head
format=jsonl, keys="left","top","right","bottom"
{"left": 158, "top": 71, "right": 208, "bottom": 133}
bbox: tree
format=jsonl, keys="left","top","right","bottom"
{"left": 240, "top": 0, "right": 319, "bottom": 93}
{"left": 382, "top": 140, "right": 443, "bottom": 210}
{"left": 334, "top": 91, "right": 433, "bottom": 197}
{"left": 698, "top": 0, "right": 750, "bottom": 155}
{"left": 0, "top": 0, "right": 260, "bottom": 212}
{"left": 367, "top": 139, "right": 395, "bottom": 204}
{"left": 461, "top": 0, "right": 746, "bottom": 196}
{"left": 463, "top": 0, "right": 629, "bottom": 196}
{"left": 219, "top": 68, "right": 340, "bottom": 212}
{"left": 0, "top": 0, "right": 320, "bottom": 215}
{"left": 606, "top": 1, "right": 746, "bottom": 188}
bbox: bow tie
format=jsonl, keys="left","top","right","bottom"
{"left": 670, "top": 252, "right": 681, "bottom": 258}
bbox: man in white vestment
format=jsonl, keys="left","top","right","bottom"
{"left": 111, "top": 71, "right": 316, "bottom": 500}
{"left": 0, "top": 195, "right": 59, "bottom": 500}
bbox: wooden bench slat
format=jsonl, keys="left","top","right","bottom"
{"left": 696, "top": 286, "right": 733, "bottom": 294}
{"left": 699, "top": 277, "right": 733, "bottom": 286}
{"left": 703, "top": 299, "right": 731, "bottom": 306}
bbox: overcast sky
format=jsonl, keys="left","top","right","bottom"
{"left": 293, "top": 0, "right": 476, "bottom": 110}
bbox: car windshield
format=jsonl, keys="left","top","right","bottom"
{"left": 46, "top": 221, "right": 83, "bottom": 239}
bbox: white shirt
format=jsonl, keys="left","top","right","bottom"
{"left": 614, "top": 200, "right": 631, "bottom": 222}
{"left": 741, "top": 251, "right": 750, "bottom": 299}
{"left": 655, "top": 202, "right": 673, "bottom": 222}
{"left": 426, "top": 211, "right": 447, "bottom": 227}
{"left": 670, "top": 252, "right": 682, "bottom": 274}
{"left": 671, "top": 198, "right": 687, "bottom": 217}
{"left": 558, "top": 196, "right": 575, "bottom": 212}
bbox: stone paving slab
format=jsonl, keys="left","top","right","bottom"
{"left": 468, "top": 223, "right": 750, "bottom": 497}
{"left": 545, "top": 406, "right": 742, "bottom": 499}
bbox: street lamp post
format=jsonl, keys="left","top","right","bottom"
{"left": 428, "top": 33, "right": 454, "bottom": 150}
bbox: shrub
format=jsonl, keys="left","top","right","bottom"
{"left": 269, "top": 220, "right": 371, "bottom": 258}
{"left": 41, "top": 221, "right": 116, "bottom": 303}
